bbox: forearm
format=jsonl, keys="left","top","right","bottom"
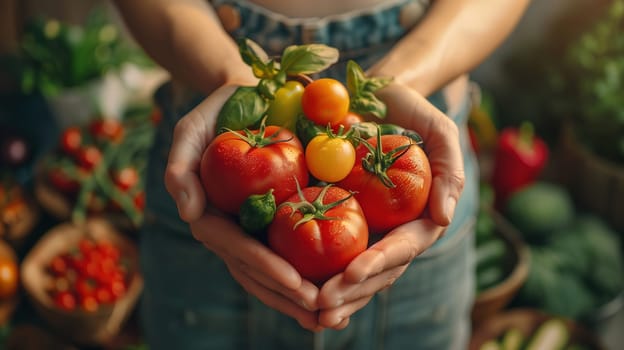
{"left": 112, "top": 0, "right": 253, "bottom": 94}
{"left": 368, "top": 0, "right": 530, "bottom": 96}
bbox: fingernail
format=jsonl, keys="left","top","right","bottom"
{"left": 445, "top": 197, "right": 457, "bottom": 223}
{"left": 334, "top": 298, "right": 344, "bottom": 308}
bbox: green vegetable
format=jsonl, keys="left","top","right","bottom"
{"left": 525, "top": 318, "right": 569, "bottom": 350}
{"left": 480, "top": 340, "right": 501, "bottom": 350}
{"left": 476, "top": 238, "right": 507, "bottom": 271}
{"left": 477, "top": 264, "right": 506, "bottom": 292}
{"left": 216, "top": 86, "right": 268, "bottom": 131}
{"left": 351, "top": 122, "right": 423, "bottom": 145}
{"left": 239, "top": 189, "right": 277, "bottom": 239}
{"left": 217, "top": 38, "right": 339, "bottom": 131}
{"left": 346, "top": 60, "right": 392, "bottom": 119}
{"left": 504, "top": 182, "right": 574, "bottom": 244}
{"left": 501, "top": 328, "right": 524, "bottom": 350}
{"left": 476, "top": 210, "right": 496, "bottom": 245}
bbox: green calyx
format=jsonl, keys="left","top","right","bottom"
{"left": 221, "top": 119, "right": 293, "bottom": 148}
{"left": 279, "top": 183, "right": 354, "bottom": 230}
{"left": 359, "top": 126, "right": 413, "bottom": 188}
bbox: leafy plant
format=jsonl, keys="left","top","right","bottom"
{"left": 14, "top": 8, "right": 152, "bottom": 97}
{"left": 550, "top": 0, "right": 624, "bottom": 163}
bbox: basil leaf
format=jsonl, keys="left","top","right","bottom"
{"left": 238, "top": 38, "right": 278, "bottom": 79}
{"left": 216, "top": 86, "right": 268, "bottom": 131}
{"left": 280, "top": 44, "right": 339, "bottom": 75}
{"left": 346, "top": 60, "right": 392, "bottom": 119}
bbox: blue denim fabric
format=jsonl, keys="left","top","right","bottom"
{"left": 140, "top": 1, "right": 478, "bottom": 349}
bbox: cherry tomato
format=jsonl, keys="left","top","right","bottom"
{"left": 49, "top": 255, "right": 69, "bottom": 276}
{"left": 301, "top": 78, "right": 350, "bottom": 126}
{"left": 266, "top": 80, "right": 304, "bottom": 131}
{"left": 113, "top": 167, "right": 139, "bottom": 191}
{"left": 54, "top": 291, "right": 77, "bottom": 311}
{"left": 331, "top": 112, "right": 363, "bottom": 133}
{"left": 0, "top": 257, "right": 18, "bottom": 299}
{"left": 47, "top": 168, "right": 80, "bottom": 194}
{"left": 60, "top": 127, "right": 83, "bottom": 155}
{"left": 268, "top": 185, "right": 368, "bottom": 284}
{"left": 80, "top": 295, "right": 99, "bottom": 312}
{"left": 77, "top": 146, "right": 102, "bottom": 170}
{"left": 95, "top": 286, "right": 113, "bottom": 304}
{"left": 305, "top": 134, "right": 356, "bottom": 183}
{"left": 200, "top": 125, "right": 309, "bottom": 215}
{"left": 89, "top": 118, "right": 124, "bottom": 143}
{"left": 338, "top": 134, "right": 432, "bottom": 234}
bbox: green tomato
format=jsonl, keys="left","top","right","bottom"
{"left": 266, "top": 81, "right": 304, "bottom": 131}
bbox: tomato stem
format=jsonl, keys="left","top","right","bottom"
{"left": 358, "top": 126, "right": 413, "bottom": 188}
{"left": 222, "top": 118, "right": 294, "bottom": 148}
{"left": 279, "top": 183, "right": 355, "bottom": 230}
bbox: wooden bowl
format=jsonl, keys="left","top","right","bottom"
{"left": 470, "top": 308, "right": 606, "bottom": 350}
{"left": 20, "top": 219, "right": 143, "bottom": 346}
{"left": 0, "top": 240, "right": 19, "bottom": 326}
{"left": 471, "top": 209, "right": 529, "bottom": 325}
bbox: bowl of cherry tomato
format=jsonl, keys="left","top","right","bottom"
{"left": 21, "top": 218, "right": 143, "bottom": 346}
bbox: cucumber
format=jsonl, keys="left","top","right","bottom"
{"left": 525, "top": 318, "right": 569, "bottom": 350}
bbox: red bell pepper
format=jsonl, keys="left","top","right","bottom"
{"left": 491, "top": 122, "right": 549, "bottom": 208}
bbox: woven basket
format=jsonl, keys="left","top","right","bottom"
{"left": 21, "top": 219, "right": 143, "bottom": 346}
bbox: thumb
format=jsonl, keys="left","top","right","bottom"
{"left": 164, "top": 85, "right": 238, "bottom": 222}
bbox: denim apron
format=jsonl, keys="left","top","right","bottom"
{"left": 140, "top": 1, "right": 478, "bottom": 349}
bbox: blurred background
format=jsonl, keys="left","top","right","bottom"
{"left": 0, "top": 0, "right": 623, "bottom": 349}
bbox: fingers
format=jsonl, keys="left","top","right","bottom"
{"left": 189, "top": 211, "right": 325, "bottom": 329}
{"left": 189, "top": 213, "right": 303, "bottom": 290}
{"left": 164, "top": 85, "right": 239, "bottom": 222}
{"left": 343, "top": 218, "right": 445, "bottom": 284}
{"left": 228, "top": 266, "right": 322, "bottom": 332}
{"left": 376, "top": 82, "right": 465, "bottom": 226}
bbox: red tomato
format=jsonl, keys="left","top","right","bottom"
{"left": 60, "top": 127, "right": 83, "bottom": 155}
{"left": 338, "top": 134, "right": 432, "bottom": 234}
{"left": 200, "top": 126, "right": 309, "bottom": 215}
{"left": 331, "top": 112, "right": 363, "bottom": 133}
{"left": 268, "top": 185, "right": 368, "bottom": 284}
{"left": 301, "top": 78, "right": 350, "bottom": 126}
{"left": 47, "top": 168, "right": 80, "bottom": 194}
{"left": 113, "top": 167, "right": 139, "bottom": 191}
{"left": 77, "top": 146, "right": 102, "bottom": 170}
{"left": 54, "top": 291, "right": 76, "bottom": 311}
{"left": 89, "top": 118, "right": 124, "bottom": 142}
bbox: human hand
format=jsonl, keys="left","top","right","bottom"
{"left": 315, "top": 81, "right": 465, "bottom": 329}
{"left": 164, "top": 84, "right": 322, "bottom": 331}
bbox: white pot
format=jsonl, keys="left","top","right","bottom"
{"left": 46, "top": 79, "right": 103, "bottom": 129}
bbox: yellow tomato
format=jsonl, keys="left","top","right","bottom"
{"left": 305, "top": 134, "right": 356, "bottom": 183}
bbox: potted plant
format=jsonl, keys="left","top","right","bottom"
{"left": 551, "top": 0, "right": 624, "bottom": 231}
{"left": 13, "top": 8, "right": 153, "bottom": 128}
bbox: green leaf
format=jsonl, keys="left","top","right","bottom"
{"left": 280, "top": 44, "right": 339, "bottom": 75}
{"left": 346, "top": 60, "right": 392, "bottom": 119}
{"left": 216, "top": 86, "right": 268, "bottom": 131}
{"left": 238, "top": 38, "right": 278, "bottom": 79}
